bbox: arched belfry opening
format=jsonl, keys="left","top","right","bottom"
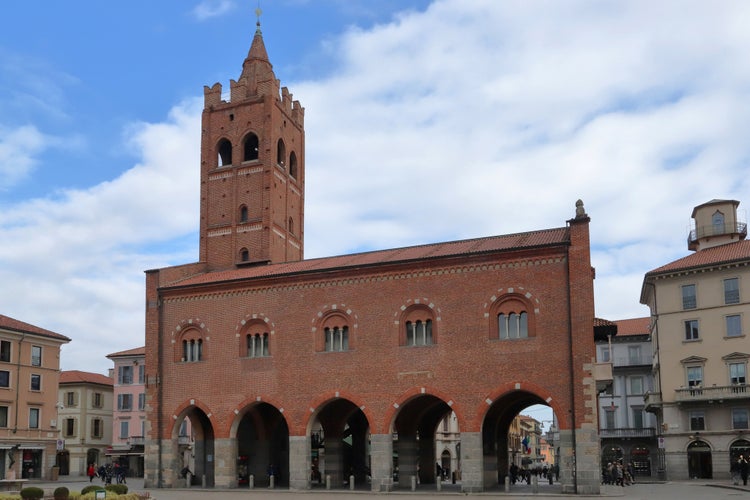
{"left": 310, "top": 398, "right": 370, "bottom": 489}
{"left": 392, "top": 395, "right": 453, "bottom": 488}
{"left": 235, "top": 402, "right": 289, "bottom": 487}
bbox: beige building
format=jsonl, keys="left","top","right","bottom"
{"left": 641, "top": 199, "right": 750, "bottom": 480}
{"left": 57, "top": 370, "right": 113, "bottom": 477}
{"left": 0, "top": 314, "right": 70, "bottom": 480}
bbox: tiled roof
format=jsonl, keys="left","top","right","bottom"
{"left": 613, "top": 317, "right": 650, "bottom": 336}
{"left": 60, "top": 370, "right": 113, "bottom": 386}
{"left": 169, "top": 227, "right": 570, "bottom": 288}
{"left": 0, "top": 314, "right": 71, "bottom": 342}
{"left": 646, "top": 240, "right": 750, "bottom": 275}
{"left": 106, "top": 346, "right": 145, "bottom": 358}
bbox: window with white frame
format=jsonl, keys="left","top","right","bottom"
{"left": 689, "top": 410, "right": 705, "bottom": 431}
{"left": 0, "top": 341, "right": 10, "bottom": 363}
{"left": 732, "top": 408, "right": 749, "bottom": 430}
{"left": 29, "top": 408, "right": 39, "bottom": 429}
{"left": 120, "top": 421, "right": 129, "bottom": 439}
{"left": 726, "top": 315, "right": 743, "bottom": 338}
{"left": 600, "top": 346, "right": 611, "bottom": 362}
{"left": 30, "top": 374, "right": 40, "bottom": 391}
{"left": 730, "top": 363, "right": 747, "bottom": 385}
{"left": 687, "top": 365, "right": 703, "bottom": 388}
{"left": 30, "top": 345, "right": 41, "bottom": 366}
{"left": 629, "top": 376, "right": 644, "bottom": 395}
{"left": 724, "top": 277, "right": 740, "bottom": 305}
{"left": 684, "top": 320, "right": 700, "bottom": 341}
{"left": 682, "top": 284, "right": 697, "bottom": 309}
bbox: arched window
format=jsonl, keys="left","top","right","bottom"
{"left": 489, "top": 293, "right": 536, "bottom": 340}
{"left": 288, "top": 217, "right": 294, "bottom": 235}
{"left": 182, "top": 338, "right": 203, "bottom": 362}
{"left": 239, "top": 248, "right": 249, "bottom": 262}
{"left": 276, "top": 139, "right": 286, "bottom": 168}
{"left": 498, "top": 312, "right": 528, "bottom": 339}
{"left": 246, "top": 332, "right": 269, "bottom": 357}
{"left": 406, "top": 319, "right": 432, "bottom": 346}
{"left": 217, "top": 139, "right": 232, "bottom": 167}
{"left": 243, "top": 133, "right": 259, "bottom": 162}
{"left": 712, "top": 210, "right": 725, "bottom": 235}
{"left": 318, "top": 311, "right": 354, "bottom": 352}
{"left": 239, "top": 205, "right": 248, "bottom": 223}
{"left": 324, "top": 326, "right": 349, "bottom": 352}
{"left": 401, "top": 304, "right": 437, "bottom": 346}
{"left": 289, "top": 151, "right": 298, "bottom": 179}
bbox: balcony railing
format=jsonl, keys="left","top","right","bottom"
{"left": 613, "top": 356, "right": 652, "bottom": 368}
{"left": 128, "top": 436, "right": 145, "bottom": 446}
{"left": 688, "top": 222, "right": 747, "bottom": 249}
{"left": 600, "top": 427, "right": 656, "bottom": 439}
{"left": 675, "top": 384, "right": 749, "bottom": 403}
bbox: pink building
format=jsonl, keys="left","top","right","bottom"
{"left": 106, "top": 347, "right": 145, "bottom": 477}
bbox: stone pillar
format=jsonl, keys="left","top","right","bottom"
{"left": 558, "top": 428, "right": 600, "bottom": 495}
{"left": 324, "top": 435, "right": 344, "bottom": 487}
{"left": 460, "top": 432, "right": 483, "bottom": 493}
{"left": 288, "top": 436, "right": 310, "bottom": 490}
{"left": 370, "top": 434, "right": 393, "bottom": 492}
{"left": 213, "top": 438, "right": 235, "bottom": 488}
{"left": 395, "top": 434, "right": 418, "bottom": 488}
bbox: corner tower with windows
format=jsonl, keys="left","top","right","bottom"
{"left": 200, "top": 22, "right": 305, "bottom": 270}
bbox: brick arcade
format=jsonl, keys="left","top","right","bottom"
{"left": 143, "top": 21, "right": 602, "bottom": 495}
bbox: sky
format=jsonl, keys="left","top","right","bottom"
{"left": 1, "top": 1, "right": 749, "bottom": 427}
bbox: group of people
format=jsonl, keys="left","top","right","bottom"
{"left": 508, "top": 463, "right": 558, "bottom": 485}
{"left": 602, "top": 461, "right": 634, "bottom": 486}
{"left": 86, "top": 462, "right": 127, "bottom": 485}
{"left": 731, "top": 455, "right": 749, "bottom": 486}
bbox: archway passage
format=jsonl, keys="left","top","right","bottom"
{"left": 312, "top": 399, "right": 370, "bottom": 489}
{"left": 237, "top": 403, "right": 289, "bottom": 487}
{"left": 180, "top": 407, "right": 215, "bottom": 487}
{"left": 482, "top": 390, "right": 550, "bottom": 488}
{"left": 687, "top": 440, "right": 712, "bottom": 479}
{"left": 393, "top": 395, "right": 452, "bottom": 488}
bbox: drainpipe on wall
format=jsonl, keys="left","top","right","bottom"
{"left": 13, "top": 333, "right": 26, "bottom": 434}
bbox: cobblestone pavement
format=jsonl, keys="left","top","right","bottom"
{"left": 27, "top": 477, "right": 750, "bottom": 499}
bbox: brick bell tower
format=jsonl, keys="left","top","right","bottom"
{"left": 199, "top": 16, "right": 305, "bottom": 271}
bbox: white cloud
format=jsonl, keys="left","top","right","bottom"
{"left": 3, "top": 0, "right": 750, "bottom": 375}
{"left": 190, "top": 0, "right": 235, "bottom": 21}
{"left": 0, "top": 125, "right": 46, "bottom": 189}
{"left": 0, "top": 99, "right": 201, "bottom": 373}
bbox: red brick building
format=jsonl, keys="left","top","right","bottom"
{"left": 143, "top": 23, "right": 601, "bottom": 494}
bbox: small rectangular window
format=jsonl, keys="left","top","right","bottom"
{"left": 724, "top": 278, "right": 740, "bottom": 304}
{"left": 138, "top": 364, "right": 145, "bottom": 384}
{"left": 682, "top": 284, "right": 697, "bottom": 309}
{"left": 66, "top": 391, "right": 77, "bottom": 407}
{"left": 730, "top": 363, "right": 747, "bottom": 385}
{"left": 732, "top": 409, "right": 749, "bottom": 430}
{"left": 628, "top": 346, "right": 642, "bottom": 365}
{"left": 632, "top": 407, "right": 644, "bottom": 429}
{"left": 29, "top": 408, "right": 39, "bottom": 429}
{"left": 117, "top": 394, "right": 133, "bottom": 411}
{"left": 93, "top": 392, "right": 102, "bottom": 408}
{"left": 600, "top": 346, "right": 610, "bottom": 363}
{"left": 684, "top": 320, "right": 700, "bottom": 341}
{"left": 30, "top": 374, "right": 41, "bottom": 391}
{"left": 0, "top": 371, "right": 10, "bottom": 388}
{"left": 0, "top": 341, "right": 10, "bottom": 363}
{"left": 31, "top": 345, "right": 42, "bottom": 367}
{"left": 687, "top": 366, "right": 703, "bottom": 388}
{"left": 0, "top": 406, "right": 8, "bottom": 427}
{"left": 726, "top": 315, "right": 742, "bottom": 337}
{"left": 120, "top": 421, "right": 129, "bottom": 439}
{"left": 689, "top": 411, "right": 705, "bottom": 431}
{"left": 118, "top": 366, "right": 133, "bottom": 384}
{"left": 64, "top": 418, "right": 76, "bottom": 438}
{"left": 605, "top": 410, "right": 616, "bottom": 429}
{"left": 629, "top": 376, "right": 644, "bottom": 395}
{"left": 92, "top": 418, "right": 103, "bottom": 439}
